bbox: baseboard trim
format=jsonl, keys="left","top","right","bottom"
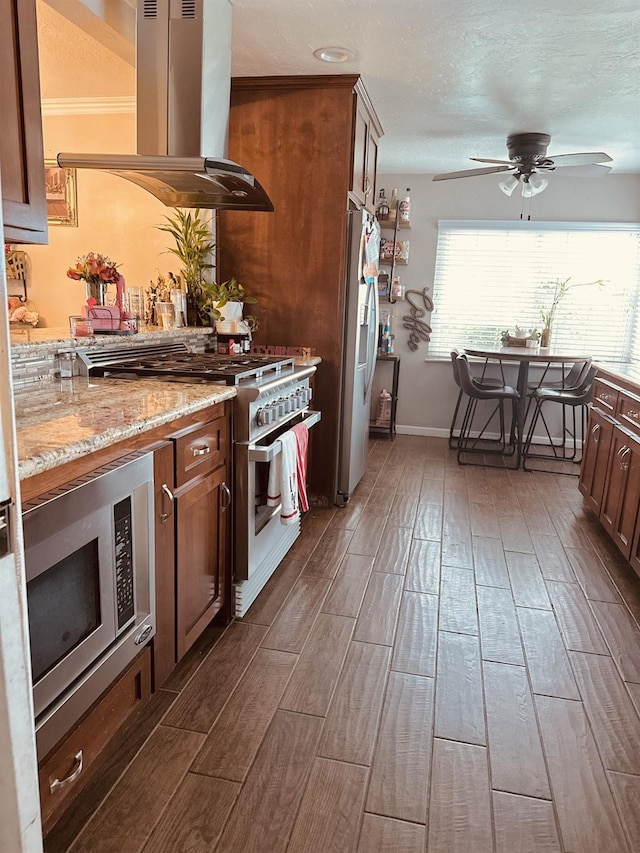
{"left": 394, "top": 424, "right": 583, "bottom": 449}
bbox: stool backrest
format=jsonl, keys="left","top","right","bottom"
{"left": 565, "top": 358, "right": 592, "bottom": 389}
{"left": 456, "top": 353, "right": 480, "bottom": 397}
{"left": 450, "top": 349, "right": 462, "bottom": 389}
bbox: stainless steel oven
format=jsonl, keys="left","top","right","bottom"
{"left": 234, "top": 408, "right": 321, "bottom": 615}
{"left": 22, "top": 452, "right": 155, "bottom": 760}
{"left": 76, "top": 345, "right": 321, "bottom": 619}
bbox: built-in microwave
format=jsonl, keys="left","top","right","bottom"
{"left": 22, "top": 451, "right": 155, "bottom": 760}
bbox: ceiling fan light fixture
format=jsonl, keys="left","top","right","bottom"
{"left": 522, "top": 175, "right": 548, "bottom": 197}
{"left": 498, "top": 174, "right": 519, "bottom": 196}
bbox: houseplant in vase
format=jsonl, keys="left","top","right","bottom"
{"left": 157, "top": 208, "right": 216, "bottom": 325}
{"left": 204, "top": 277, "right": 257, "bottom": 332}
{"left": 539, "top": 276, "right": 605, "bottom": 348}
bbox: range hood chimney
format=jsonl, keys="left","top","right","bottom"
{"left": 58, "top": 0, "right": 273, "bottom": 211}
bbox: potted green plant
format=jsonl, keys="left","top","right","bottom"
{"left": 539, "top": 276, "right": 605, "bottom": 347}
{"left": 157, "top": 208, "right": 215, "bottom": 325}
{"left": 202, "top": 277, "right": 257, "bottom": 329}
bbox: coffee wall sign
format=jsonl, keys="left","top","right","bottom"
{"left": 403, "top": 287, "right": 433, "bottom": 351}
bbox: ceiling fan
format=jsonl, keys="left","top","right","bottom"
{"left": 433, "top": 133, "right": 613, "bottom": 197}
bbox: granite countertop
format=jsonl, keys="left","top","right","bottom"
{"left": 15, "top": 377, "right": 236, "bottom": 480}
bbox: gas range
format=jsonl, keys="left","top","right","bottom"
{"left": 78, "top": 341, "right": 321, "bottom": 618}
{"left": 77, "top": 343, "right": 294, "bottom": 385}
{"left": 77, "top": 343, "right": 316, "bottom": 442}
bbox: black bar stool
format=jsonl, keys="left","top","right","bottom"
{"left": 449, "top": 349, "right": 504, "bottom": 448}
{"left": 522, "top": 365, "right": 598, "bottom": 472}
{"left": 455, "top": 354, "right": 520, "bottom": 466}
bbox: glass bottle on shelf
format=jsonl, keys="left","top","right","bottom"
{"left": 399, "top": 188, "right": 411, "bottom": 224}
{"left": 376, "top": 189, "right": 389, "bottom": 222}
{"left": 388, "top": 188, "right": 398, "bottom": 224}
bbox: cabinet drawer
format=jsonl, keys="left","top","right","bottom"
{"left": 592, "top": 380, "right": 618, "bottom": 414}
{"left": 39, "top": 647, "right": 151, "bottom": 832}
{"left": 616, "top": 392, "right": 640, "bottom": 437}
{"left": 174, "top": 415, "right": 228, "bottom": 487}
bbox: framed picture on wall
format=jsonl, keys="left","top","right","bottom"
{"left": 44, "top": 161, "right": 78, "bottom": 226}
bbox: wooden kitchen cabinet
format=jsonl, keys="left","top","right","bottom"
{"left": 578, "top": 406, "right": 615, "bottom": 515}
{"left": 0, "top": 0, "right": 48, "bottom": 243}
{"left": 352, "top": 91, "right": 381, "bottom": 212}
{"left": 600, "top": 426, "right": 640, "bottom": 559}
{"left": 220, "top": 74, "right": 383, "bottom": 502}
{"left": 580, "top": 373, "right": 640, "bottom": 576}
{"left": 164, "top": 403, "right": 231, "bottom": 665}
{"left": 175, "top": 462, "right": 229, "bottom": 658}
{"left": 38, "top": 647, "right": 150, "bottom": 833}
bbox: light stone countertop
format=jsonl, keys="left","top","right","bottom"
{"left": 15, "top": 377, "right": 236, "bottom": 480}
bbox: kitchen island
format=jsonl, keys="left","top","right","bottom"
{"left": 14, "top": 367, "right": 235, "bottom": 831}
{"left": 15, "top": 376, "right": 235, "bottom": 480}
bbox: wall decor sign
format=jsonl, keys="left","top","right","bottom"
{"left": 44, "top": 161, "right": 78, "bottom": 226}
{"left": 402, "top": 287, "right": 434, "bottom": 351}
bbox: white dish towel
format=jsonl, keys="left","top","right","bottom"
{"left": 267, "top": 430, "right": 299, "bottom": 525}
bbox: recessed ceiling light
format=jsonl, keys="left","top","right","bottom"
{"left": 313, "top": 47, "right": 355, "bottom": 63}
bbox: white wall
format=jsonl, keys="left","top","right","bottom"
{"left": 374, "top": 173, "right": 640, "bottom": 435}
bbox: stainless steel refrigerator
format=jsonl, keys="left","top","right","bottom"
{"left": 335, "top": 210, "right": 381, "bottom": 505}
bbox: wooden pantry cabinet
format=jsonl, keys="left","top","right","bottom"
{"left": 219, "top": 74, "right": 383, "bottom": 502}
{"left": 579, "top": 375, "right": 640, "bottom": 574}
{"left": 0, "top": 0, "right": 48, "bottom": 243}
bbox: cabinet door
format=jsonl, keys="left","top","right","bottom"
{"left": 0, "top": 0, "right": 47, "bottom": 243}
{"left": 365, "top": 124, "right": 379, "bottom": 212}
{"left": 578, "top": 408, "right": 614, "bottom": 515}
{"left": 175, "top": 464, "right": 230, "bottom": 659}
{"left": 351, "top": 100, "right": 369, "bottom": 207}
{"left": 601, "top": 427, "right": 640, "bottom": 559}
{"left": 351, "top": 94, "right": 380, "bottom": 212}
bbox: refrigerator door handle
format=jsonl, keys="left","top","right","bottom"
{"left": 363, "top": 277, "right": 379, "bottom": 400}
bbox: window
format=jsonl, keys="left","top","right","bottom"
{"left": 429, "top": 221, "right": 640, "bottom": 361}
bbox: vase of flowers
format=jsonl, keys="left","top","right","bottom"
{"left": 67, "top": 252, "right": 120, "bottom": 306}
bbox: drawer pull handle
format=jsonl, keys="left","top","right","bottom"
{"left": 626, "top": 410, "right": 639, "bottom": 420}
{"left": 50, "top": 750, "right": 83, "bottom": 793}
{"left": 192, "top": 444, "right": 211, "bottom": 457}
{"left": 221, "top": 482, "right": 231, "bottom": 510}
{"left": 618, "top": 446, "right": 631, "bottom": 470}
{"left": 160, "top": 484, "right": 174, "bottom": 523}
{"left": 591, "top": 423, "right": 600, "bottom": 441}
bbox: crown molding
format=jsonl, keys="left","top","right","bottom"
{"left": 41, "top": 97, "right": 135, "bottom": 116}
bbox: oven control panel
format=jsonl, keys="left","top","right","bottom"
{"left": 248, "top": 377, "right": 314, "bottom": 439}
{"left": 255, "top": 386, "right": 312, "bottom": 426}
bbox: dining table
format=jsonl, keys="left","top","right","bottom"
{"left": 463, "top": 345, "right": 593, "bottom": 467}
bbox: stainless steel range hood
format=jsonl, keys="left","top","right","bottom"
{"left": 58, "top": 0, "right": 273, "bottom": 212}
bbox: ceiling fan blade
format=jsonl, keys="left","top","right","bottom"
{"left": 432, "top": 165, "right": 513, "bottom": 181}
{"left": 470, "top": 157, "right": 514, "bottom": 165}
{"left": 547, "top": 163, "right": 613, "bottom": 178}
{"left": 545, "top": 152, "right": 613, "bottom": 167}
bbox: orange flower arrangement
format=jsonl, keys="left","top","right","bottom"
{"left": 67, "top": 252, "right": 120, "bottom": 285}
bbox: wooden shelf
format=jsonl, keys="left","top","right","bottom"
{"left": 370, "top": 355, "right": 400, "bottom": 439}
{"left": 378, "top": 221, "right": 411, "bottom": 230}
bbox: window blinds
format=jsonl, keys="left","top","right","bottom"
{"left": 429, "top": 221, "right": 640, "bottom": 361}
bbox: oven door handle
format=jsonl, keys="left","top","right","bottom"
{"left": 246, "top": 410, "right": 322, "bottom": 462}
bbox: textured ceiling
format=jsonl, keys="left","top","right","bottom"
{"left": 39, "top": 0, "right": 640, "bottom": 174}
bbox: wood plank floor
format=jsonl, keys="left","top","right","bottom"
{"left": 45, "top": 436, "right": 640, "bottom": 852}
